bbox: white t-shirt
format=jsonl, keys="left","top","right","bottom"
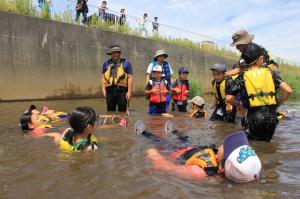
{"left": 146, "top": 62, "right": 173, "bottom": 78}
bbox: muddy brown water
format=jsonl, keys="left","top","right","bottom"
{"left": 0, "top": 97, "right": 299, "bottom": 199}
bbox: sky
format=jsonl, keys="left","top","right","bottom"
{"left": 46, "top": 0, "right": 300, "bottom": 64}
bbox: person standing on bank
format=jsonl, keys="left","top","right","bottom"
{"left": 101, "top": 45, "right": 133, "bottom": 112}
{"left": 75, "top": 0, "right": 88, "bottom": 25}
{"left": 146, "top": 50, "right": 174, "bottom": 109}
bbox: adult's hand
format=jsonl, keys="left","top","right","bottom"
{"left": 237, "top": 105, "right": 247, "bottom": 118}
{"left": 126, "top": 92, "right": 132, "bottom": 101}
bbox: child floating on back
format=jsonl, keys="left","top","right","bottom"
{"left": 19, "top": 105, "right": 66, "bottom": 143}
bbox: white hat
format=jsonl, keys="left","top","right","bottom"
{"left": 152, "top": 65, "right": 163, "bottom": 72}
{"left": 223, "top": 131, "right": 261, "bottom": 182}
{"left": 191, "top": 96, "right": 205, "bottom": 106}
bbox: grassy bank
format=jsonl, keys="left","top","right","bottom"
{"left": 279, "top": 62, "right": 300, "bottom": 96}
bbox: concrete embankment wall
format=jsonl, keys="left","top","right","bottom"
{"left": 0, "top": 11, "right": 236, "bottom": 101}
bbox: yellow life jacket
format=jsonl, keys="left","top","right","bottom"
{"left": 39, "top": 115, "right": 51, "bottom": 123}
{"left": 38, "top": 112, "right": 68, "bottom": 123}
{"left": 53, "top": 112, "right": 68, "bottom": 119}
{"left": 60, "top": 129, "right": 98, "bottom": 152}
{"left": 103, "top": 60, "right": 128, "bottom": 87}
{"left": 185, "top": 148, "right": 218, "bottom": 169}
{"left": 213, "top": 79, "right": 226, "bottom": 101}
{"left": 244, "top": 67, "right": 276, "bottom": 107}
{"left": 213, "top": 75, "right": 238, "bottom": 102}
{"left": 36, "top": 124, "right": 53, "bottom": 129}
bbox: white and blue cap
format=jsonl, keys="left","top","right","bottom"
{"left": 223, "top": 131, "right": 261, "bottom": 182}
{"left": 209, "top": 62, "right": 227, "bottom": 72}
{"left": 152, "top": 65, "right": 163, "bottom": 72}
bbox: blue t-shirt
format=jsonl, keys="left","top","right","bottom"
{"left": 102, "top": 58, "right": 133, "bottom": 75}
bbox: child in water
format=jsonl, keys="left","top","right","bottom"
{"left": 60, "top": 106, "right": 98, "bottom": 152}
{"left": 20, "top": 105, "right": 64, "bottom": 143}
{"left": 189, "top": 96, "right": 208, "bottom": 118}
{"left": 210, "top": 62, "right": 237, "bottom": 123}
{"left": 145, "top": 65, "right": 170, "bottom": 115}
{"left": 136, "top": 120, "right": 261, "bottom": 182}
{"left": 171, "top": 67, "right": 190, "bottom": 112}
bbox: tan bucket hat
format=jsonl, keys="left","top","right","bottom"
{"left": 154, "top": 50, "right": 168, "bottom": 59}
{"left": 231, "top": 29, "right": 255, "bottom": 47}
{"left": 192, "top": 96, "right": 205, "bottom": 106}
{"left": 107, "top": 45, "right": 121, "bottom": 55}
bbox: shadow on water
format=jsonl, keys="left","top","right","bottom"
{"left": 0, "top": 97, "right": 300, "bottom": 198}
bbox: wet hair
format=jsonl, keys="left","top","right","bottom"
{"left": 19, "top": 105, "right": 37, "bottom": 132}
{"left": 144, "top": 13, "right": 148, "bottom": 17}
{"left": 69, "top": 107, "right": 97, "bottom": 135}
{"left": 102, "top": 1, "right": 107, "bottom": 4}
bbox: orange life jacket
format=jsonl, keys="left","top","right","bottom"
{"left": 172, "top": 79, "right": 188, "bottom": 102}
{"left": 149, "top": 80, "right": 168, "bottom": 103}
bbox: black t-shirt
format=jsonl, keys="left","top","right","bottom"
{"left": 228, "top": 68, "right": 283, "bottom": 108}
{"left": 77, "top": 0, "right": 88, "bottom": 12}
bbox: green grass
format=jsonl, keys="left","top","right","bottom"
{"left": 189, "top": 78, "right": 204, "bottom": 99}
{"left": 0, "top": 0, "right": 38, "bottom": 16}
{"left": 279, "top": 62, "right": 300, "bottom": 96}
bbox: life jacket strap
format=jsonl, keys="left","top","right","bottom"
{"left": 248, "top": 91, "right": 276, "bottom": 100}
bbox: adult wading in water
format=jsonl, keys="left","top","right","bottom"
{"left": 101, "top": 45, "right": 133, "bottom": 112}
{"left": 226, "top": 43, "right": 292, "bottom": 142}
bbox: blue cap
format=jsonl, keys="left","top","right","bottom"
{"left": 178, "top": 66, "right": 189, "bottom": 73}
{"left": 223, "top": 131, "right": 249, "bottom": 161}
{"left": 209, "top": 62, "right": 227, "bottom": 72}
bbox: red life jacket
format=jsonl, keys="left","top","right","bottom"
{"left": 172, "top": 79, "right": 188, "bottom": 102}
{"left": 149, "top": 80, "right": 168, "bottom": 103}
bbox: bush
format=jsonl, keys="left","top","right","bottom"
{"left": 189, "top": 78, "right": 203, "bottom": 99}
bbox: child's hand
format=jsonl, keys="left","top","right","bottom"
{"left": 44, "top": 110, "right": 54, "bottom": 116}
{"left": 151, "top": 87, "right": 160, "bottom": 93}
{"left": 226, "top": 104, "right": 233, "bottom": 111}
{"left": 174, "top": 88, "right": 181, "bottom": 93}
{"left": 162, "top": 89, "right": 169, "bottom": 94}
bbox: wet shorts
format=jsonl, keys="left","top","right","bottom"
{"left": 244, "top": 106, "right": 278, "bottom": 142}
{"left": 106, "top": 86, "right": 128, "bottom": 112}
